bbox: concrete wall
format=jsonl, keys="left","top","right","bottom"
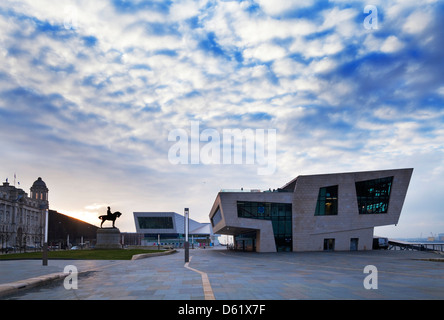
{"left": 292, "top": 168, "right": 413, "bottom": 251}
{"left": 210, "top": 192, "right": 293, "bottom": 252}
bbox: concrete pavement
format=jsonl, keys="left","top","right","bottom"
{"left": 1, "top": 247, "right": 444, "bottom": 300}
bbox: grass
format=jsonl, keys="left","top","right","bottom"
{"left": 0, "top": 249, "right": 166, "bottom": 261}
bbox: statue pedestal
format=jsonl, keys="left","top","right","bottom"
{"left": 95, "top": 228, "right": 122, "bottom": 249}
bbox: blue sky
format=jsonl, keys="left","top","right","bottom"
{"left": 0, "top": 0, "right": 443, "bottom": 238}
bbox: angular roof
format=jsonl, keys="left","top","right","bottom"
{"left": 189, "top": 223, "right": 212, "bottom": 234}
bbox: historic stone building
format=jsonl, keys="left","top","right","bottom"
{"left": 0, "top": 177, "right": 49, "bottom": 251}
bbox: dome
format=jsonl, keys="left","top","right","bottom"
{"left": 31, "top": 177, "right": 47, "bottom": 189}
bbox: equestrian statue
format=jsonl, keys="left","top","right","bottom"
{"left": 99, "top": 206, "right": 122, "bottom": 228}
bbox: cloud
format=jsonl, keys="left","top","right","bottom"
{"left": 110, "top": 0, "right": 172, "bottom": 14}
{"left": 380, "top": 35, "right": 404, "bottom": 53}
{"left": 402, "top": 10, "right": 432, "bottom": 34}
{"left": 243, "top": 43, "right": 287, "bottom": 62}
{"left": 256, "top": 0, "right": 315, "bottom": 17}
{"left": 0, "top": 0, "right": 443, "bottom": 237}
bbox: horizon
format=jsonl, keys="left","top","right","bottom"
{"left": 1, "top": 1, "right": 443, "bottom": 239}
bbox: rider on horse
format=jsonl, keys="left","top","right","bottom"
{"left": 99, "top": 206, "right": 122, "bottom": 228}
{"left": 107, "top": 206, "right": 112, "bottom": 218}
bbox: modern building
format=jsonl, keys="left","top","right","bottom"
{"left": 0, "top": 177, "right": 49, "bottom": 251}
{"left": 134, "top": 211, "right": 218, "bottom": 247}
{"left": 209, "top": 168, "right": 413, "bottom": 252}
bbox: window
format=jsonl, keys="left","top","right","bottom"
{"left": 237, "top": 201, "right": 291, "bottom": 220}
{"left": 315, "top": 185, "right": 338, "bottom": 216}
{"left": 211, "top": 206, "right": 222, "bottom": 227}
{"left": 237, "top": 201, "right": 292, "bottom": 252}
{"left": 355, "top": 176, "right": 393, "bottom": 214}
{"left": 138, "top": 217, "right": 174, "bottom": 229}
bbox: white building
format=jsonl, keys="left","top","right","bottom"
{"left": 134, "top": 211, "right": 219, "bottom": 247}
{"left": 0, "top": 177, "right": 49, "bottom": 251}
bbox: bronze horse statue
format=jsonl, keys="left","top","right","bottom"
{"left": 99, "top": 209, "right": 122, "bottom": 228}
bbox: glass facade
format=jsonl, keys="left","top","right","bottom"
{"left": 138, "top": 216, "right": 174, "bottom": 229}
{"left": 234, "top": 231, "right": 256, "bottom": 252}
{"left": 143, "top": 233, "right": 211, "bottom": 248}
{"left": 237, "top": 201, "right": 292, "bottom": 252}
{"left": 144, "top": 233, "right": 180, "bottom": 242}
{"left": 355, "top": 176, "right": 393, "bottom": 214}
{"left": 211, "top": 206, "right": 222, "bottom": 227}
{"left": 315, "top": 185, "right": 338, "bottom": 216}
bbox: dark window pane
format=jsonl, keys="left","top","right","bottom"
{"left": 138, "top": 217, "right": 174, "bottom": 229}
{"left": 324, "top": 238, "right": 335, "bottom": 251}
{"left": 315, "top": 185, "right": 338, "bottom": 216}
{"left": 237, "top": 201, "right": 292, "bottom": 251}
{"left": 211, "top": 207, "right": 222, "bottom": 227}
{"left": 355, "top": 176, "right": 393, "bottom": 214}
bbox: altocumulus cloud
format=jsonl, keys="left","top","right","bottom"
{"left": 0, "top": 0, "right": 443, "bottom": 236}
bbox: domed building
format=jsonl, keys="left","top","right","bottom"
{"left": 1, "top": 177, "right": 100, "bottom": 252}
{"left": 0, "top": 177, "right": 49, "bottom": 252}
{"left": 30, "top": 177, "right": 49, "bottom": 209}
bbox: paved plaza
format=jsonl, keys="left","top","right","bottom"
{"left": 1, "top": 247, "right": 443, "bottom": 300}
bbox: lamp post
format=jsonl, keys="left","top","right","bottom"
{"left": 42, "top": 208, "right": 48, "bottom": 266}
{"left": 184, "top": 208, "right": 189, "bottom": 263}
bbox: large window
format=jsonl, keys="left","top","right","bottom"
{"left": 211, "top": 206, "right": 222, "bottom": 227}
{"left": 138, "top": 216, "right": 174, "bottom": 229}
{"left": 355, "top": 176, "right": 393, "bottom": 214}
{"left": 237, "top": 201, "right": 291, "bottom": 219}
{"left": 315, "top": 185, "right": 338, "bottom": 216}
{"left": 237, "top": 201, "right": 292, "bottom": 252}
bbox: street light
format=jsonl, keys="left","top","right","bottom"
{"left": 184, "top": 208, "right": 189, "bottom": 263}
{"left": 42, "top": 208, "right": 48, "bottom": 266}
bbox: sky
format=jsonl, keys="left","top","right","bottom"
{"left": 0, "top": 0, "right": 443, "bottom": 239}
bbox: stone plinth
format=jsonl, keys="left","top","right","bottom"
{"left": 95, "top": 228, "right": 122, "bottom": 249}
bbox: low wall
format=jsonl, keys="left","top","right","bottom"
{"left": 131, "top": 249, "right": 177, "bottom": 260}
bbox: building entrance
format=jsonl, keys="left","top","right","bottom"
{"left": 237, "top": 201, "right": 292, "bottom": 252}
{"left": 234, "top": 232, "right": 256, "bottom": 252}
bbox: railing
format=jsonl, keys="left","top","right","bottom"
{"left": 220, "top": 189, "right": 261, "bottom": 192}
{"left": 388, "top": 240, "right": 444, "bottom": 252}
{"left": 220, "top": 188, "right": 291, "bottom": 193}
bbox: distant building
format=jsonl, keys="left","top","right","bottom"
{"left": 134, "top": 212, "right": 219, "bottom": 247}
{"left": 121, "top": 232, "right": 144, "bottom": 246}
{"left": 48, "top": 210, "right": 98, "bottom": 249}
{"left": 209, "top": 168, "right": 413, "bottom": 252}
{"left": 0, "top": 177, "right": 100, "bottom": 251}
{"left": 0, "top": 177, "right": 48, "bottom": 251}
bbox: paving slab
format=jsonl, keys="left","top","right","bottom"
{"left": 0, "top": 259, "right": 121, "bottom": 285}
{"left": 1, "top": 248, "right": 443, "bottom": 300}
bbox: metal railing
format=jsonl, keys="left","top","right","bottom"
{"left": 388, "top": 240, "right": 444, "bottom": 252}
